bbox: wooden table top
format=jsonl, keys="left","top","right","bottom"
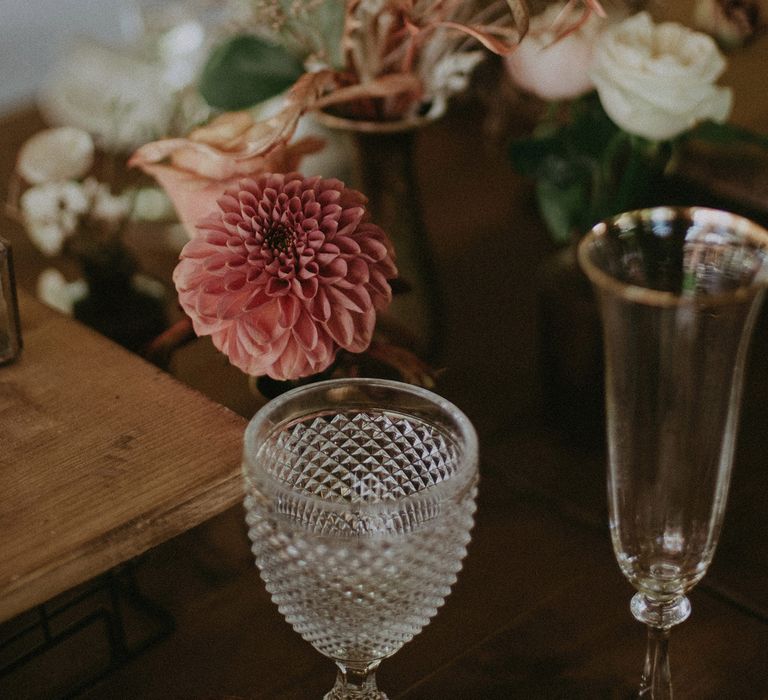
{"left": 0, "top": 290, "right": 246, "bottom": 623}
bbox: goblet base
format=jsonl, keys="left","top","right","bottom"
{"left": 631, "top": 593, "right": 691, "bottom": 630}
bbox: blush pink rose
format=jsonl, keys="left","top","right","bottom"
{"left": 505, "top": 2, "right": 606, "bottom": 101}
{"left": 173, "top": 172, "right": 397, "bottom": 380}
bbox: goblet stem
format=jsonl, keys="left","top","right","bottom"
{"left": 324, "top": 661, "right": 387, "bottom": 700}
{"left": 639, "top": 626, "right": 672, "bottom": 699}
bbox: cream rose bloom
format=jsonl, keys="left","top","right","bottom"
{"left": 589, "top": 12, "right": 732, "bottom": 141}
{"left": 505, "top": 2, "right": 604, "bottom": 101}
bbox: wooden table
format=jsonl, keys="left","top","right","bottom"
{"left": 0, "top": 290, "right": 246, "bottom": 623}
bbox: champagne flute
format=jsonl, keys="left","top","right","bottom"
{"left": 578, "top": 207, "right": 768, "bottom": 698}
{"left": 242, "top": 378, "right": 478, "bottom": 699}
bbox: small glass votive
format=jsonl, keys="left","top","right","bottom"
{"left": 0, "top": 237, "right": 22, "bottom": 365}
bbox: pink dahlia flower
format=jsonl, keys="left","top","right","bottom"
{"left": 173, "top": 172, "right": 397, "bottom": 380}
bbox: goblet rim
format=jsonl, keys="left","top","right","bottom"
{"left": 577, "top": 205, "right": 768, "bottom": 308}
{"left": 242, "top": 377, "right": 479, "bottom": 514}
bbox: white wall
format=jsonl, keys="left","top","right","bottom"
{"left": 0, "top": 0, "right": 130, "bottom": 115}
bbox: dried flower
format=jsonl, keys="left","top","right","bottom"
{"left": 129, "top": 78, "right": 329, "bottom": 238}
{"left": 694, "top": 0, "right": 763, "bottom": 48}
{"left": 16, "top": 127, "right": 94, "bottom": 185}
{"left": 173, "top": 172, "right": 397, "bottom": 380}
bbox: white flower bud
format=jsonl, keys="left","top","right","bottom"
{"left": 16, "top": 127, "right": 94, "bottom": 184}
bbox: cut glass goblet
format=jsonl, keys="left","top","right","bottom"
{"left": 242, "top": 378, "right": 478, "bottom": 699}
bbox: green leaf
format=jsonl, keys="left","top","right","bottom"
{"left": 536, "top": 176, "right": 590, "bottom": 245}
{"left": 690, "top": 120, "right": 768, "bottom": 149}
{"left": 199, "top": 35, "right": 304, "bottom": 111}
{"left": 509, "top": 134, "right": 563, "bottom": 176}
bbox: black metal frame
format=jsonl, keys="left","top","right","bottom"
{"left": 0, "top": 562, "right": 175, "bottom": 698}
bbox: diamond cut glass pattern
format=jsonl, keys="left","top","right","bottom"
{"left": 242, "top": 380, "right": 478, "bottom": 699}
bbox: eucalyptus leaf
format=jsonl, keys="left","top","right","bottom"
{"left": 199, "top": 35, "right": 304, "bottom": 111}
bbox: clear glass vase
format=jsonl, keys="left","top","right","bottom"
{"left": 578, "top": 206, "right": 768, "bottom": 698}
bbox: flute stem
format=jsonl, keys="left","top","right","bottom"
{"left": 638, "top": 625, "right": 672, "bottom": 699}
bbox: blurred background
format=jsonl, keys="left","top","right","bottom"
{"left": 0, "top": 0, "right": 128, "bottom": 114}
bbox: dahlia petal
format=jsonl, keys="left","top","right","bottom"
{"left": 307, "top": 230, "right": 325, "bottom": 249}
{"left": 368, "top": 269, "right": 393, "bottom": 299}
{"left": 216, "top": 284, "right": 254, "bottom": 319}
{"left": 320, "top": 218, "right": 339, "bottom": 237}
{"left": 346, "top": 308, "right": 376, "bottom": 353}
{"left": 347, "top": 257, "right": 369, "bottom": 285}
{"left": 179, "top": 237, "right": 221, "bottom": 260}
{"left": 288, "top": 196, "right": 303, "bottom": 215}
{"left": 278, "top": 294, "right": 300, "bottom": 327}
{"left": 336, "top": 207, "right": 366, "bottom": 237}
{"left": 325, "top": 305, "right": 355, "bottom": 347}
{"left": 218, "top": 193, "right": 240, "bottom": 213}
{"left": 297, "top": 276, "right": 319, "bottom": 299}
{"left": 266, "top": 276, "right": 291, "bottom": 296}
{"left": 319, "top": 257, "right": 347, "bottom": 280}
{"left": 298, "top": 261, "right": 319, "bottom": 279}
{"left": 239, "top": 190, "right": 258, "bottom": 208}
{"left": 294, "top": 309, "right": 319, "bottom": 351}
{"left": 223, "top": 271, "right": 247, "bottom": 291}
{"left": 336, "top": 236, "right": 361, "bottom": 255}
{"left": 326, "top": 284, "right": 370, "bottom": 314}
{"left": 246, "top": 297, "right": 282, "bottom": 339}
{"left": 310, "top": 287, "right": 332, "bottom": 321}
{"left": 240, "top": 314, "right": 272, "bottom": 345}
{"left": 316, "top": 248, "right": 339, "bottom": 265}
{"left": 318, "top": 189, "right": 341, "bottom": 205}
{"left": 271, "top": 335, "right": 306, "bottom": 380}
{"left": 359, "top": 237, "right": 389, "bottom": 261}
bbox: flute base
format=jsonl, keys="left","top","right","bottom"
{"left": 631, "top": 593, "right": 691, "bottom": 630}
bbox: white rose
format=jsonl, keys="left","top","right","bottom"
{"left": 589, "top": 12, "right": 732, "bottom": 141}
{"left": 38, "top": 40, "right": 177, "bottom": 152}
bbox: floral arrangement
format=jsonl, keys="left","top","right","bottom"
{"left": 199, "top": 0, "right": 532, "bottom": 123}
{"left": 131, "top": 0, "right": 621, "bottom": 386}
{"left": 507, "top": 7, "right": 768, "bottom": 244}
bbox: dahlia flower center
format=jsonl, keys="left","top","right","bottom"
{"left": 264, "top": 222, "right": 296, "bottom": 254}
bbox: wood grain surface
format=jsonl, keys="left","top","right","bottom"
{"left": 0, "top": 291, "right": 246, "bottom": 623}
